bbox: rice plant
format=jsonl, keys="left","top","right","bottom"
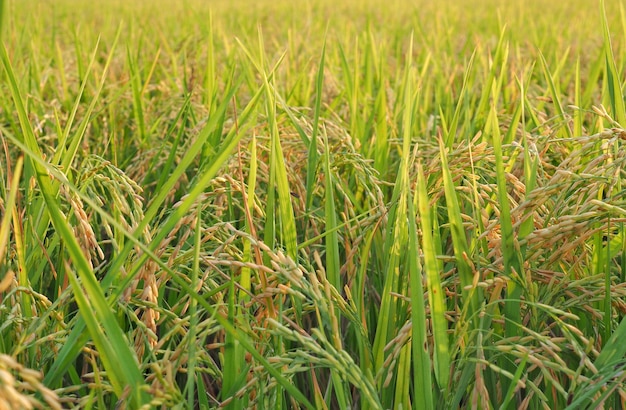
{"left": 2, "top": 0, "right": 626, "bottom": 408}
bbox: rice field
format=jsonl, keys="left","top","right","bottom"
{"left": 2, "top": 0, "right": 626, "bottom": 408}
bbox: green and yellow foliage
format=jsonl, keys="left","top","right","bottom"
{"left": 2, "top": 0, "right": 626, "bottom": 408}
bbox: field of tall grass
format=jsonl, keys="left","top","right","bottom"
{"left": 2, "top": 0, "right": 626, "bottom": 408}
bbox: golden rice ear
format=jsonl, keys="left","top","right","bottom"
{"left": 0, "top": 354, "right": 62, "bottom": 410}
{"left": 0, "top": 270, "right": 14, "bottom": 294}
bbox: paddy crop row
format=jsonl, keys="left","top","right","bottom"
{"left": 2, "top": 0, "right": 626, "bottom": 408}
